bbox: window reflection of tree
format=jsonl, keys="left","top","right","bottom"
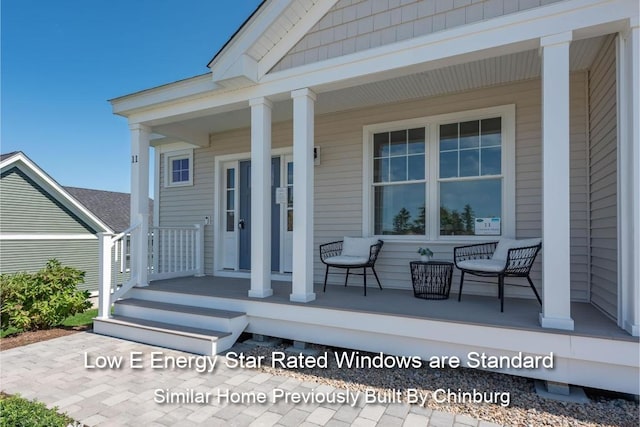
{"left": 391, "top": 205, "right": 426, "bottom": 235}
{"left": 440, "top": 204, "right": 475, "bottom": 235}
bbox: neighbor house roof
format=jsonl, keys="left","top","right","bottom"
{"left": 0, "top": 152, "right": 113, "bottom": 234}
{"left": 64, "top": 187, "right": 153, "bottom": 233}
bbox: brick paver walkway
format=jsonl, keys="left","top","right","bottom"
{"left": 0, "top": 332, "right": 498, "bottom": 426}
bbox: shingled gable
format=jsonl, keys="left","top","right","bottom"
{"left": 206, "top": 0, "right": 339, "bottom": 88}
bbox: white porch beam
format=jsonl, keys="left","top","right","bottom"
{"left": 130, "top": 123, "right": 151, "bottom": 287}
{"left": 539, "top": 32, "right": 574, "bottom": 331}
{"left": 248, "top": 97, "right": 273, "bottom": 298}
{"left": 290, "top": 88, "right": 316, "bottom": 303}
{"left": 618, "top": 19, "right": 640, "bottom": 337}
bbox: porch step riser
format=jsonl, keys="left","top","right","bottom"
{"left": 128, "top": 288, "right": 228, "bottom": 310}
{"left": 113, "top": 304, "right": 244, "bottom": 333}
{"left": 94, "top": 319, "right": 220, "bottom": 355}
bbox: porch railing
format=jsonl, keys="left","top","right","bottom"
{"left": 97, "top": 221, "right": 204, "bottom": 319}
{"left": 149, "top": 225, "right": 204, "bottom": 280}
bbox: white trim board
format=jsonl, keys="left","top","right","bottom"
{"left": 0, "top": 234, "right": 98, "bottom": 240}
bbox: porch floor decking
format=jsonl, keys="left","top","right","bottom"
{"left": 145, "top": 275, "right": 636, "bottom": 342}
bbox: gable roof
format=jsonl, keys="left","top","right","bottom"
{"left": 64, "top": 187, "right": 153, "bottom": 233}
{"left": 0, "top": 152, "right": 20, "bottom": 162}
{"left": 207, "top": 0, "right": 339, "bottom": 87}
{"left": 0, "top": 152, "right": 113, "bottom": 234}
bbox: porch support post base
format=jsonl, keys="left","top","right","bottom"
{"left": 624, "top": 321, "right": 639, "bottom": 337}
{"left": 540, "top": 32, "right": 574, "bottom": 330}
{"left": 249, "top": 97, "right": 273, "bottom": 298}
{"left": 539, "top": 313, "right": 575, "bottom": 331}
{"left": 290, "top": 292, "right": 316, "bottom": 303}
{"left": 290, "top": 88, "right": 316, "bottom": 303}
{"left": 248, "top": 289, "right": 274, "bottom": 298}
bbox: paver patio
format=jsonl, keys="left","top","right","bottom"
{"left": 0, "top": 332, "right": 495, "bottom": 426}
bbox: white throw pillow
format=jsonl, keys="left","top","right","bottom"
{"left": 342, "top": 237, "right": 379, "bottom": 257}
{"left": 492, "top": 238, "right": 541, "bottom": 261}
{"left": 492, "top": 238, "right": 515, "bottom": 261}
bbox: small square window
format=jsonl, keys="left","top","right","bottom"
{"left": 164, "top": 149, "right": 193, "bottom": 187}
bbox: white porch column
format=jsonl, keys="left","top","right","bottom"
{"left": 130, "top": 123, "right": 150, "bottom": 287}
{"left": 618, "top": 21, "right": 640, "bottom": 336}
{"left": 290, "top": 88, "right": 316, "bottom": 303}
{"left": 248, "top": 97, "right": 273, "bottom": 298}
{"left": 539, "top": 32, "right": 574, "bottom": 331}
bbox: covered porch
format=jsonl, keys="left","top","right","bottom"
{"left": 146, "top": 275, "right": 631, "bottom": 340}
{"left": 124, "top": 275, "right": 638, "bottom": 394}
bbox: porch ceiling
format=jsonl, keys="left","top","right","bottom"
{"left": 153, "top": 35, "right": 606, "bottom": 144}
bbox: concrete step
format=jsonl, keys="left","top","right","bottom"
{"left": 94, "top": 315, "right": 235, "bottom": 355}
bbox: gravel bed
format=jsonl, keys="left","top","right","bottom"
{"left": 231, "top": 341, "right": 639, "bottom": 427}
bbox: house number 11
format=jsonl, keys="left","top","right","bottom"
{"left": 131, "top": 155, "right": 138, "bottom": 164}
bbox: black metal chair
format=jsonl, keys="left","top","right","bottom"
{"left": 453, "top": 239, "right": 542, "bottom": 312}
{"left": 320, "top": 238, "right": 384, "bottom": 296}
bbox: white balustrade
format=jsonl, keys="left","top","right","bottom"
{"left": 97, "top": 221, "right": 204, "bottom": 319}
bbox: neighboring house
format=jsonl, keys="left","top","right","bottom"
{"left": 0, "top": 152, "right": 150, "bottom": 293}
{"left": 96, "top": 0, "right": 639, "bottom": 395}
{"left": 64, "top": 186, "right": 154, "bottom": 235}
{"left": 0, "top": 152, "right": 113, "bottom": 292}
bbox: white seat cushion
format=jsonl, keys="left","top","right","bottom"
{"left": 342, "top": 237, "right": 379, "bottom": 257}
{"left": 492, "top": 238, "right": 541, "bottom": 261}
{"left": 458, "top": 259, "right": 506, "bottom": 273}
{"left": 324, "top": 255, "right": 369, "bottom": 266}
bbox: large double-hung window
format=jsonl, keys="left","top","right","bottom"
{"left": 364, "top": 105, "right": 515, "bottom": 240}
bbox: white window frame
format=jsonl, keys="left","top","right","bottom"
{"left": 164, "top": 148, "right": 193, "bottom": 187}
{"left": 362, "top": 105, "right": 516, "bottom": 242}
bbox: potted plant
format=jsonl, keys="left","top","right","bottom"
{"left": 417, "top": 247, "right": 433, "bottom": 262}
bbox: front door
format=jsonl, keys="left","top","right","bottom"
{"left": 237, "top": 157, "right": 281, "bottom": 271}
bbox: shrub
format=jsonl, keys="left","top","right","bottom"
{"left": 0, "top": 393, "right": 74, "bottom": 427}
{"left": 0, "top": 259, "right": 91, "bottom": 331}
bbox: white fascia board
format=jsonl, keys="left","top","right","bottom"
{"left": 0, "top": 153, "right": 114, "bottom": 234}
{"left": 157, "top": 142, "right": 200, "bottom": 154}
{"left": 110, "top": 74, "right": 215, "bottom": 117}
{"left": 208, "top": 0, "right": 294, "bottom": 78}
{"left": 257, "top": 0, "right": 340, "bottom": 78}
{"left": 126, "top": 0, "right": 635, "bottom": 125}
{"left": 0, "top": 234, "right": 98, "bottom": 240}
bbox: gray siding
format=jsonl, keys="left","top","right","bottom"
{"left": 0, "top": 167, "right": 96, "bottom": 234}
{"left": 272, "top": 0, "right": 565, "bottom": 73}
{"left": 588, "top": 36, "right": 618, "bottom": 319}
{"left": 0, "top": 239, "right": 99, "bottom": 292}
{"left": 157, "top": 74, "right": 589, "bottom": 301}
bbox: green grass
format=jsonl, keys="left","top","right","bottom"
{"left": 0, "top": 393, "right": 74, "bottom": 427}
{"left": 0, "top": 326, "right": 22, "bottom": 339}
{"left": 60, "top": 308, "right": 98, "bottom": 327}
{"left": 1, "top": 308, "right": 98, "bottom": 338}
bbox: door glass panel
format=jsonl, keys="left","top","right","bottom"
{"left": 225, "top": 168, "right": 236, "bottom": 232}
{"left": 226, "top": 212, "right": 235, "bottom": 232}
{"left": 287, "top": 161, "right": 293, "bottom": 231}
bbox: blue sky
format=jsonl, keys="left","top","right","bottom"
{"left": 1, "top": 0, "right": 262, "bottom": 195}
